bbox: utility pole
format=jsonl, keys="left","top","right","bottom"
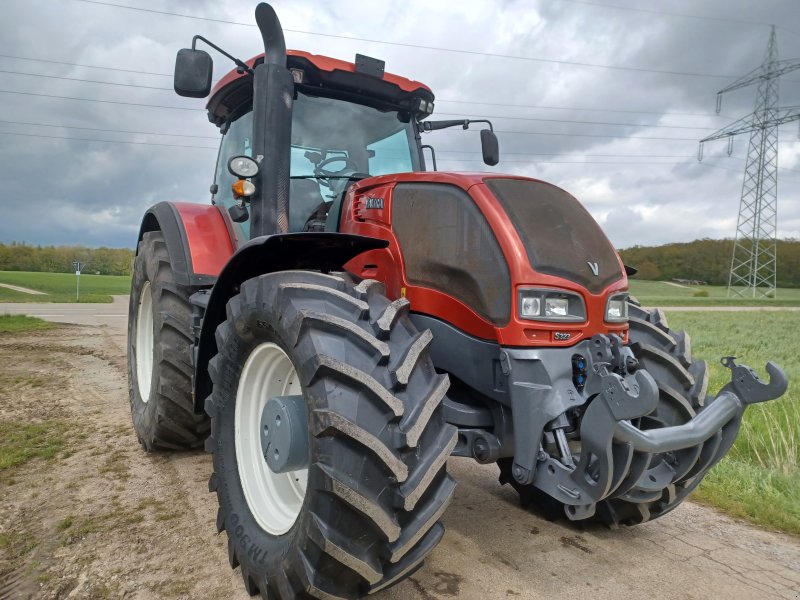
{"left": 698, "top": 27, "right": 800, "bottom": 299}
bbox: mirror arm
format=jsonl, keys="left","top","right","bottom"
{"left": 192, "top": 35, "right": 253, "bottom": 75}
{"left": 421, "top": 119, "right": 469, "bottom": 132}
{"left": 467, "top": 119, "right": 494, "bottom": 132}
{"left": 421, "top": 118, "right": 495, "bottom": 133}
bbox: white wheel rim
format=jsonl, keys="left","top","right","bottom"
{"left": 235, "top": 342, "right": 308, "bottom": 535}
{"left": 135, "top": 281, "right": 154, "bottom": 402}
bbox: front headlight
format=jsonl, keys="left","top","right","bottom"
{"left": 605, "top": 293, "right": 629, "bottom": 322}
{"left": 518, "top": 288, "right": 586, "bottom": 322}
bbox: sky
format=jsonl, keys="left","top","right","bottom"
{"left": 1, "top": 0, "right": 800, "bottom": 250}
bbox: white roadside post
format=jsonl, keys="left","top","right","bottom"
{"left": 72, "top": 261, "right": 84, "bottom": 301}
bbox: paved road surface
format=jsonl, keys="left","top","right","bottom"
{"left": 1, "top": 295, "right": 128, "bottom": 330}
{"left": 2, "top": 298, "right": 799, "bottom": 599}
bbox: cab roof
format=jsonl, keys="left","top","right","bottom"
{"left": 206, "top": 49, "right": 435, "bottom": 126}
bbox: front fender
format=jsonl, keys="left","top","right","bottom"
{"left": 193, "top": 232, "right": 389, "bottom": 410}
{"left": 137, "top": 202, "right": 234, "bottom": 287}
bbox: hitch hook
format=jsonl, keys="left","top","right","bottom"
{"left": 720, "top": 357, "right": 788, "bottom": 406}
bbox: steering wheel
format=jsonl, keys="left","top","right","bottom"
{"left": 314, "top": 155, "right": 359, "bottom": 187}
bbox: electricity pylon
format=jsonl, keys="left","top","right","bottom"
{"left": 699, "top": 26, "right": 800, "bottom": 298}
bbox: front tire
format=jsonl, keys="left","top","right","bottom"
{"left": 127, "top": 231, "right": 209, "bottom": 450}
{"left": 206, "top": 271, "right": 457, "bottom": 599}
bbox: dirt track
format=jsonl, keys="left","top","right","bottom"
{"left": 1, "top": 320, "right": 799, "bottom": 600}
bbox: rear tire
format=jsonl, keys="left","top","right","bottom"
{"left": 127, "top": 231, "right": 209, "bottom": 450}
{"left": 206, "top": 271, "right": 457, "bottom": 599}
{"left": 500, "top": 301, "right": 709, "bottom": 526}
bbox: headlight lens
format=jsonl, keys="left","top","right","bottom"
{"left": 518, "top": 289, "right": 585, "bottom": 322}
{"left": 545, "top": 297, "right": 568, "bottom": 317}
{"left": 520, "top": 296, "right": 541, "bottom": 318}
{"left": 605, "top": 293, "right": 629, "bottom": 322}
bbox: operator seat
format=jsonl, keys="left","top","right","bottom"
{"left": 289, "top": 179, "right": 325, "bottom": 232}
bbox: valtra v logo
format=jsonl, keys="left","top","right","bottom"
{"left": 587, "top": 261, "right": 599, "bottom": 276}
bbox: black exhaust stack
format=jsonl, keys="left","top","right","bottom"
{"left": 251, "top": 3, "right": 294, "bottom": 238}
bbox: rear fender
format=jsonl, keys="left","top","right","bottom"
{"left": 193, "top": 232, "right": 389, "bottom": 410}
{"left": 137, "top": 202, "right": 235, "bottom": 286}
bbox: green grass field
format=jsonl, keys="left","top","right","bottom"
{"left": 629, "top": 280, "right": 800, "bottom": 307}
{"left": 667, "top": 311, "right": 799, "bottom": 534}
{"left": 0, "top": 271, "right": 130, "bottom": 303}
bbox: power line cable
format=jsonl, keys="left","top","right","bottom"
{"left": 0, "top": 90, "right": 717, "bottom": 139}
{"left": 0, "top": 89, "right": 203, "bottom": 111}
{"left": 717, "top": 154, "right": 800, "bottom": 175}
{"left": 436, "top": 157, "right": 800, "bottom": 181}
{"left": 0, "top": 53, "right": 172, "bottom": 77}
{"left": 0, "top": 118, "right": 218, "bottom": 139}
{"left": 3, "top": 130, "right": 796, "bottom": 179}
{"left": 557, "top": 0, "right": 772, "bottom": 27}
{"left": 8, "top": 88, "right": 792, "bottom": 144}
{"left": 0, "top": 55, "right": 737, "bottom": 119}
{"left": 69, "top": 0, "right": 745, "bottom": 80}
{"left": 437, "top": 150, "right": 695, "bottom": 158}
{"left": 491, "top": 129, "right": 697, "bottom": 141}
{"left": 435, "top": 111, "right": 716, "bottom": 130}
{"left": 696, "top": 160, "right": 800, "bottom": 183}
{"left": 436, "top": 98, "right": 728, "bottom": 118}
{"left": 0, "top": 68, "right": 718, "bottom": 130}
{"left": 0, "top": 68, "right": 173, "bottom": 90}
{"left": 436, "top": 158, "right": 688, "bottom": 165}
{"left": 0, "top": 130, "right": 216, "bottom": 149}
{"left": 0, "top": 118, "right": 712, "bottom": 156}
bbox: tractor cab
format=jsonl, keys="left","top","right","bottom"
{"left": 206, "top": 51, "right": 433, "bottom": 240}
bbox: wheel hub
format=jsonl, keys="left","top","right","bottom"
{"left": 235, "top": 342, "right": 309, "bottom": 536}
{"left": 260, "top": 395, "right": 309, "bottom": 474}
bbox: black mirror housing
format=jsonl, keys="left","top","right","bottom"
{"left": 174, "top": 48, "right": 213, "bottom": 98}
{"left": 481, "top": 129, "right": 499, "bottom": 166}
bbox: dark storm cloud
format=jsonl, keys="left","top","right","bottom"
{"left": 0, "top": 0, "right": 799, "bottom": 248}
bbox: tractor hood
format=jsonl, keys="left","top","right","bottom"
{"left": 349, "top": 171, "right": 624, "bottom": 295}
{"left": 483, "top": 177, "right": 623, "bottom": 294}
{"left": 341, "top": 171, "right": 628, "bottom": 346}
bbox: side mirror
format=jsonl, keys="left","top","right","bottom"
{"left": 481, "top": 129, "right": 499, "bottom": 166}
{"left": 174, "top": 48, "right": 213, "bottom": 98}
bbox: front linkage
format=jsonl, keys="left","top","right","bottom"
{"left": 504, "top": 335, "right": 788, "bottom": 522}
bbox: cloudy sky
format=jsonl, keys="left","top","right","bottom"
{"left": 1, "top": 0, "right": 800, "bottom": 249}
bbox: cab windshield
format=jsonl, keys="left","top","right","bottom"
{"left": 214, "top": 92, "right": 421, "bottom": 238}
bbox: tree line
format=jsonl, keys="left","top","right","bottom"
{"left": 0, "top": 242, "right": 134, "bottom": 276}
{"left": 619, "top": 239, "right": 800, "bottom": 288}
{"left": 2, "top": 238, "right": 799, "bottom": 286}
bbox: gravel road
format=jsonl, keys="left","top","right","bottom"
{"left": 0, "top": 307, "right": 798, "bottom": 599}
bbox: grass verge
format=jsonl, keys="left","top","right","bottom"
{"left": 0, "top": 271, "right": 130, "bottom": 303}
{"left": 0, "top": 315, "right": 56, "bottom": 333}
{"left": 630, "top": 280, "right": 800, "bottom": 307}
{"left": 667, "top": 311, "right": 799, "bottom": 534}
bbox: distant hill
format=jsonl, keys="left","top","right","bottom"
{"left": 619, "top": 239, "right": 800, "bottom": 288}
{"left": 0, "top": 242, "right": 134, "bottom": 276}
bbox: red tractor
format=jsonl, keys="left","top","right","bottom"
{"left": 127, "top": 4, "right": 787, "bottom": 598}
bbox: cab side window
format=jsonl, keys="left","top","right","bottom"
{"left": 214, "top": 111, "right": 254, "bottom": 238}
